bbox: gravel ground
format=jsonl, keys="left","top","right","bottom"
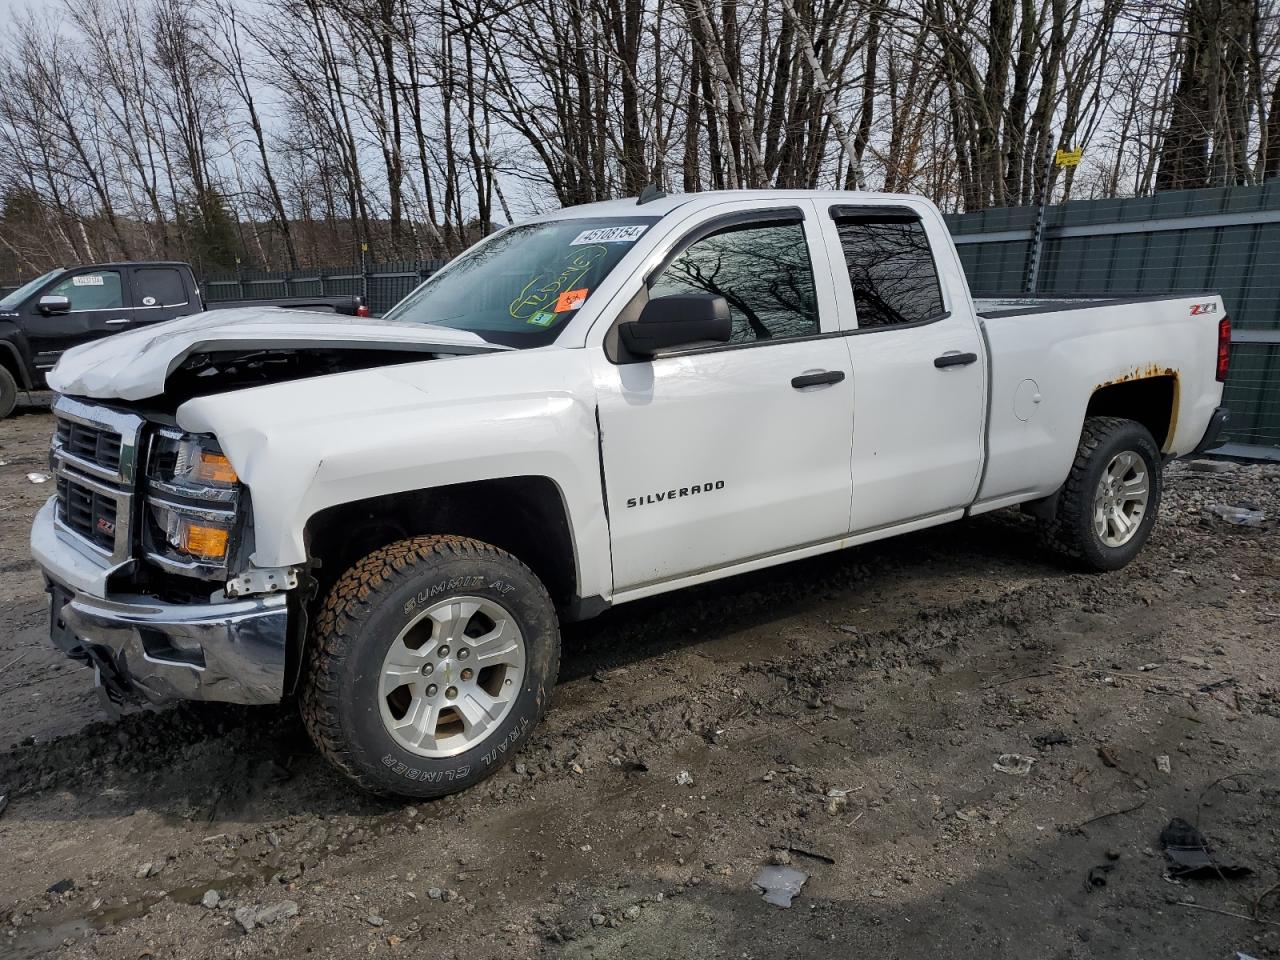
{"left": 1, "top": 405, "right": 1278, "bottom": 960}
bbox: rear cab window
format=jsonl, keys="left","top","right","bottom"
{"left": 133, "top": 267, "right": 189, "bottom": 307}
{"left": 829, "top": 207, "right": 945, "bottom": 330}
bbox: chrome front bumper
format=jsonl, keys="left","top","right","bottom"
{"left": 32, "top": 498, "right": 288, "bottom": 706}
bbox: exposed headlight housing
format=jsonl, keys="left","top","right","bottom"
{"left": 144, "top": 430, "right": 242, "bottom": 578}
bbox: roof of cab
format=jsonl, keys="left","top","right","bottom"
{"left": 525, "top": 188, "right": 930, "bottom": 224}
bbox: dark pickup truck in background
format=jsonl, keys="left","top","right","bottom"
{"left": 0, "top": 260, "right": 367, "bottom": 417}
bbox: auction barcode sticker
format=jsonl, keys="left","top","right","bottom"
{"left": 72, "top": 275, "right": 105, "bottom": 286}
{"left": 570, "top": 225, "right": 647, "bottom": 245}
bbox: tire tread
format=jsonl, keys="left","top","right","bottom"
{"left": 1040, "top": 416, "right": 1158, "bottom": 571}
{"left": 300, "top": 535, "right": 557, "bottom": 797}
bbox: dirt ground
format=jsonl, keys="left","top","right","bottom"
{"left": 2, "top": 401, "right": 1278, "bottom": 960}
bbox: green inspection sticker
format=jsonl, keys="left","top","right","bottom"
{"left": 527, "top": 311, "right": 556, "bottom": 327}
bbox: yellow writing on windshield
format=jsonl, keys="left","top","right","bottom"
{"left": 509, "top": 246, "right": 607, "bottom": 319}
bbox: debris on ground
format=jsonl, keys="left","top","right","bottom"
{"left": 1184, "top": 459, "right": 1237, "bottom": 474}
{"left": 675, "top": 770, "right": 694, "bottom": 786}
{"left": 1032, "top": 731, "right": 1071, "bottom": 749}
{"left": 25, "top": 472, "right": 49, "bottom": 484}
{"left": 201, "top": 890, "right": 220, "bottom": 909}
{"left": 781, "top": 846, "right": 835, "bottom": 865}
{"left": 753, "top": 865, "right": 808, "bottom": 907}
{"left": 46, "top": 879, "right": 74, "bottom": 895}
{"left": 1156, "top": 755, "right": 1172, "bottom": 774}
{"left": 0, "top": 789, "right": 8, "bottom": 819}
{"left": 993, "top": 753, "right": 1036, "bottom": 775}
{"left": 1198, "top": 677, "right": 1237, "bottom": 694}
{"left": 1207, "top": 502, "right": 1266, "bottom": 526}
{"left": 1085, "top": 864, "right": 1116, "bottom": 890}
{"left": 1160, "top": 818, "right": 1253, "bottom": 880}
{"left": 233, "top": 900, "right": 299, "bottom": 933}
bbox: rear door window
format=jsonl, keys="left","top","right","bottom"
{"left": 47, "top": 270, "right": 125, "bottom": 311}
{"left": 134, "top": 267, "right": 188, "bottom": 307}
{"left": 831, "top": 211, "right": 944, "bottom": 329}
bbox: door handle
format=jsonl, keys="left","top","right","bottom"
{"left": 105, "top": 318, "right": 131, "bottom": 326}
{"left": 934, "top": 351, "right": 978, "bottom": 369}
{"left": 791, "top": 370, "right": 846, "bottom": 389}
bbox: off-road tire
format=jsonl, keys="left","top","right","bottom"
{"left": 1041, "top": 416, "right": 1162, "bottom": 572}
{"left": 301, "top": 535, "right": 560, "bottom": 798}
{"left": 0, "top": 365, "right": 18, "bottom": 420}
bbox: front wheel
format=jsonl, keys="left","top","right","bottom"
{"left": 1040, "top": 417, "right": 1162, "bottom": 572}
{"left": 301, "top": 535, "right": 560, "bottom": 798}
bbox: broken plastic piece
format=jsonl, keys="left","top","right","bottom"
{"left": 993, "top": 753, "right": 1037, "bottom": 775}
{"left": 1207, "top": 503, "right": 1265, "bottom": 526}
{"left": 26, "top": 472, "right": 50, "bottom": 484}
{"left": 754, "top": 865, "right": 808, "bottom": 907}
{"left": 1160, "top": 817, "right": 1252, "bottom": 880}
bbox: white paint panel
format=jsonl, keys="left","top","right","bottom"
{"left": 596, "top": 339, "right": 855, "bottom": 589}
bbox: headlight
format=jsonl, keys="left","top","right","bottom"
{"left": 178, "top": 441, "right": 239, "bottom": 487}
{"left": 144, "top": 430, "right": 241, "bottom": 576}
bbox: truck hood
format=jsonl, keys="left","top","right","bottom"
{"left": 46, "top": 306, "right": 503, "bottom": 401}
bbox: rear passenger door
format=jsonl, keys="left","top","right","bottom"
{"left": 820, "top": 204, "right": 986, "bottom": 532}
{"left": 130, "top": 265, "right": 196, "bottom": 325}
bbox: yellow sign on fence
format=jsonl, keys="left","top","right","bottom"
{"left": 1055, "top": 147, "right": 1083, "bottom": 168}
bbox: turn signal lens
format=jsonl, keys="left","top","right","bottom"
{"left": 180, "top": 520, "right": 230, "bottom": 560}
{"left": 194, "top": 450, "right": 238, "bottom": 485}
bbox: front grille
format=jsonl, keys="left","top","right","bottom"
{"left": 51, "top": 397, "right": 144, "bottom": 564}
{"left": 55, "top": 474, "right": 118, "bottom": 551}
{"left": 55, "top": 418, "right": 122, "bottom": 473}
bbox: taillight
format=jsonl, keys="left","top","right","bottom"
{"left": 356, "top": 303, "right": 371, "bottom": 318}
{"left": 1216, "top": 316, "right": 1231, "bottom": 382}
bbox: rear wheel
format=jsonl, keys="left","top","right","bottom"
{"left": 1040, "top": 417, "right": 1162, "bottom": 571}
{"left": 0, "top": 366, "right": 18, "bottom": 420}
{"left": 301, "top": 535, "right": 560, "bottom": 798}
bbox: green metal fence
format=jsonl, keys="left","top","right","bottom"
{"left": 0, "top": 261, "right": 447, "bottom": 316}
{"left": 199, "top": 260, "right": 447, "bottom": 316}
{"left": 945, "top": 182, "right": 1280, "bottom": 456}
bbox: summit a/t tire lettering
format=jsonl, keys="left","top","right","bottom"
{"left": 301, "top": 535, "right": 560, "bottom": 798}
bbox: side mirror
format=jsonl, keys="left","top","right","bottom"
{"left": 619, "top": 293, "right": 731, "bottom": 357}
{"left": 37, "top": 294, "right": 71, "bottom": 316}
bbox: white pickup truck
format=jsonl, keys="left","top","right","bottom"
{"left": 32, "top": 190, "right": 1230, "bottom": 798}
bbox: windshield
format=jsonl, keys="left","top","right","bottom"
{"left": 0, "top": 269, "right": 62, "bottom": 311}
{"left": 382, "top": 217, "right": 659, "bottom": 347}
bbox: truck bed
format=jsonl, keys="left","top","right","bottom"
{"left": 972, "top": 292, "right": 1225, "bottom": 515}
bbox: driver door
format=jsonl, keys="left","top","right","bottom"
{"left": 594, "top": 202, "right": 855, "bottom": 593}
{"left": 22, "top": 268, "right": 134, "bottom": 375}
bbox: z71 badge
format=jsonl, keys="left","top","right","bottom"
{"left": 1190, "top": 302, "right": 1218, "bottom": 316}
